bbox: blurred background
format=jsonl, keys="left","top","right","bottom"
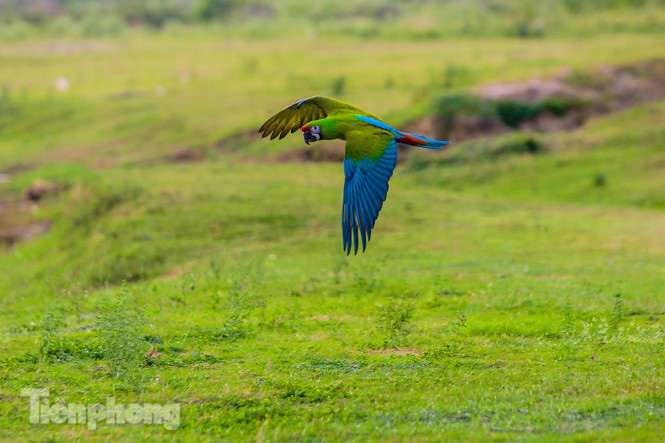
{"left": 1, "top": 0, "right": 664, "bottom": 318}
{"left": 1, "top": 0, "right": 663, "bottom": 260}
{"left": 0, "top": 2, "right": 664, "bottom": 439}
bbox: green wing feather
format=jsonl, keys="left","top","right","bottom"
{"left": 259, "top": 96, "right": 376, "bottom": 140}
{"left": 344, "top": 125, "right": 393, "bottom": 162}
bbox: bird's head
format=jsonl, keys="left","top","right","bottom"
{"left": 301, "top": 119, "right": 338, "bottom": 145}
{"left": 300, "top": 124, "right": 321, "bottom": 145}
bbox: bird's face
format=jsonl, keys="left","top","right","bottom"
{"left": 301, "top": 124, "right": 321, "bottom": 145}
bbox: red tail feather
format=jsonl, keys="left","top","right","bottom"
{"left": 396, "top": 133, "right": 430, "bottom": 146}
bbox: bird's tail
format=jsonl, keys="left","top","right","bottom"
{"left": 396, "top": 130, "right": 450, "bottom": 150}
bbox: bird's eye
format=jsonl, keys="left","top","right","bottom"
{"left": 311, "top": 126, "right": 320, "bottom": 134}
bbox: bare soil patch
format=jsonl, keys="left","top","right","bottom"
{"left": 169, "top": 148, "right": 206, "bottom": 163}
{"left": 26, "top": 179, "right": 65, "bottom": 201}
{"left": 0, "top": 177, "right": 61, "bottom": 248}
{"left": 368, "top": 349, "right": 423, "bottom": 356}
{"left": 0, "top": 220, "right": 52, "bottom": 247}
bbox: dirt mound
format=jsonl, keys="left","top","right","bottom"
{"left": 26, "top": 179, "right": 65, "bottom": 201}
{"left": 0, "top": 221, "right": 52, "bottom": 247}
{"left": 408, "top": 59, "right": 665, "bottom": 143}
{"left": 477, "top": 79, "right": 597, "bottom": 103}
{"left": 169, "top": 149, "right": 206, "bottom": 163}
{"left": 591, "top": 60, "right": 665, "bottom": 109}
{"left": 479, "top": 59, "right": 665, "bottom": 112}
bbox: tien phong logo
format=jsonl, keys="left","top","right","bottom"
{"left": 21, "top": 388, "right": 180, "bottom": 430}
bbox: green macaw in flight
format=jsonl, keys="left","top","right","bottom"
{"left": 260, "top": 96, "right": 450, "bottom": 255}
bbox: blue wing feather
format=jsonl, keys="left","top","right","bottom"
{"left": 342, "top": 140, "right": 398, "bottom": 255}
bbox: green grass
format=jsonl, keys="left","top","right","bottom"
{"left": 0, "top": 101, "right": 663, "bottom": 440}
{"left": 0, "top": 20, "right": 664, "bottom": 442}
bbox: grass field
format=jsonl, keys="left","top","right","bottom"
{"left": 0, "top": 5, "right": 664, "bottom": 441}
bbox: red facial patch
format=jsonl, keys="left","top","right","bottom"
{"left": 301, "top": 125, "right": 309, "bottom": 132}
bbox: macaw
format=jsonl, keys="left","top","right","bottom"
{"left": 259, "top": 96, "right": 450, "bottom": 255}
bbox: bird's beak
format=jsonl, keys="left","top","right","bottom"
{"left": 303, "top": 131, "right": 315, "bottom": 145}
{"left": 301, "top": 125, "right": 320, "bottom": 145}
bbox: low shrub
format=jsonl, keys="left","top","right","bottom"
{"left": 433, "top": 93, "right": 495, "bottom": 135}
{"left": 377, "top": 292, "right": 418, "bottom": 347}
{"left": 494, "top": 100, "right": 542, "bottom": 128}
{"left": 97, "top": 284, "right": 148, "bottom": 384}
{"left": 492, "top": 134, "right": 545, "bottom": 156}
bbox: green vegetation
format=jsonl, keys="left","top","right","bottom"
{"left": 0, "top": 2, "right": 664, "bottom": 441}
{"left": 1, "top": 0, "right": 665, "bottom": 39}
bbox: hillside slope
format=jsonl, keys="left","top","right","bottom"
{"left": 0, "top": 91, "right": 663, "bottom": 440}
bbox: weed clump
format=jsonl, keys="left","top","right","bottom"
{"left": 451, "top": 311, "right": 467, "bottom": 336}
{"left": 39, "top": 310, "right": 67, "bottom": 360}
{"left": 377, "top": 292, "right": 418, "bottom": 347}
{"left": 37, "top": 307, "right": 98, "bottom": 362}
{"left": 610, "top": 292, "right": 624, "bottom": 330}
{"left": 593, "top": 173, "right": 607, "bottom": 187}
{"left": 97, "top": 284, "right": 147, "bottom": 384}
{"left": 216, "top": 262, "right": 265, "bottom": 340}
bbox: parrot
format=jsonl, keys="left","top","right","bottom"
{"left": 259, "top": 96, "right": 450, "bottom": 255}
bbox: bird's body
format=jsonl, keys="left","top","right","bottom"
{"left": 260, "top": 96, "right": 449, "bottom": 255}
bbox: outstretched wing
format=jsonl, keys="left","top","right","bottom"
{"left": 342, "top": 131, "right": 398, "bottom": 255}
{"left": 259, "top": 96, "right": 373, "bottom": 140}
